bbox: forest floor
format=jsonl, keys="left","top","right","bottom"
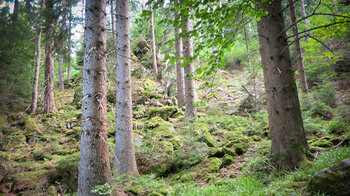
{"left": 0, "top": 67, "right": 350, "bottom": 196}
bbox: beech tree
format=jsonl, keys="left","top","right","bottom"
{"left": 255, "top": 0, "right": 309, "bottom": 169}
{"left": 174, "top": 0, "right": 185, "bottom": 107}
{"left": 114, "top": 0, "right": 138, "bottom": 176}
{"left": 181, "top": 0, "right": 197, "bottom": 119}
{"left": 43, "top": 0, "right": 57, "bottom": 113}
{"left": 78, "top": 0, "right": 111, "bottom": 195}
{"left": 288, "top": 0, "right": 309, "bottom": 93}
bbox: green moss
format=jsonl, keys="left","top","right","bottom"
{"left": 127, "top": 187, "right": 143, "bottom": 195}
{"left": 147, "top": 117, "right": 174, "bottom": 138}
{"left": 146, "top": 106, "right": 180, "bottom": 121}
{"left": 206, "top": 158, "right": 222, "bottom": 173}
{"left": 21, "top": 116, "right": 42, "bottom": 135}
{"left": 328, "top": 119, "right": 350, "bottom": 134}
{"left": 144, "top": 78, "right": 157, "bottom": 91}
{"left": 311, "top": 138, "right": 333, "bottom": 148}
{"left": 225, "top": 135, "right": 253, "bottom": 147}
{"left": 55, "top": 89, "right": 75, "bottom": 108}
{"left": 47, "top": 185, "right": 58, "bottom": 196}
{"left": 33, "top": 148, "right": 52, "bottom": 161}
{"left": 233, "top": 143, "right": 249, "bottom": 155}
{"left": 251, "top": 135, "right": 261, "bottom": 141}
{"left": 10, "top": 170, "right": 51, "bottom": 191}
{"left": 223, "top": 154, "right": 234, "bottom": 166}
{"left": 147, "top": 192, "right": 164, "bottom": 196}
{"left": 222, "top": 147, "right": 236, "bottom": 156}
{"left": 52, "top": 154, "right": 79, "bottom": 192}
{"left": 200, "top": 133, "right": 215, "bottom": 147}
{"left": 208, "top": 148, "right": 225, "bottom": 158}
{"left": 0, "top": 115, "right": 7, "bottom": 127}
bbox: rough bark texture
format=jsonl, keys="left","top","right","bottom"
{"left": 289, "top": 0, "right": 309, "bottom": 93}
{"left": 256, "top": 0, "right": 309, "bottom": 170}
{"left": 114, "top": 0, "right": 138, "bottom": 176}
{"left": 43, "top": 23, "right": 57, "bottom": 113}
{"left": 150, "top": 5, "right": 158, "bottom": 78}
{"left": 181, "top": 1, "right": 197, "bottom": 119}
{"left": 59, "top": 54, "right": 64, "bottom": 91}
{"left": 77, "top": 0, "right": 111, "bottom": 195}
{"left": 30, "top": 0, "right": 44, "bottom": 114}
{"left": 174, "top": 0, "right": 185, "bottom": 107}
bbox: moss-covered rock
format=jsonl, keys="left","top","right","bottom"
{"left": 51, "top": 154, "right": 79, "bottom": 192}
{"left": 55, "top": 89, "right": 75, "bottom": 108}
{"left": 146, "top": 106, "right": 180, "bottom": 121}
{"left": 222, "top": 147, "right": 236, "bottom": 156}
{"left": 33, "top": 147, "right": 52, "bottom": 161}
{"left": 206, "top": 158, "right": 222, "bottom": 173}
{"left": 146, "top": 117, "right": 175, "bottom": 138}
{"left": 223, "top": 154, "right": 234, "bottom": 166}
{"left": 10, "top": 170, "right": 51, "bottom": 192}
{"left": 208, "top": 148, "right": 225, "bottom": 158}
{"left": 308, "top": 158, "right": 350, "bottom": 196}
{"left": 233, "top": 143, "right": 249, "bottom": 155}
{"left": 147, "top": 191, "right": 164, "bottom": 196}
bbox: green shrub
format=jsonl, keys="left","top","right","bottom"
{"left": 314, "top": 82, "right": 337, "bottom": 107}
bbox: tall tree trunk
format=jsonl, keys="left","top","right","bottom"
{"left": 289, "top": 0, "right": 308, "bottom": 93}
{"left": 174, "top": 0, "right": 185, "bottom": 107}
{"left": 58, "top": 0, "right": 67, "bottom": 91}
{"left": 256, "top": 0, "right": 309, "bottom": 170}
{"left": 300, "top": 0, "right": 309, "bottom": 43}
{"left": 30, "top": 0, "right": 44, "bottom": 114}
{"left": 114, "top": 0, "right": 138, "bottom": 176}
{"left": 77, "top": 0, "right": 111, "bottom": 195}
{"left": 58, "top": 54, "right": 64, "bottom": 90}
{"left": 110, "top": 0, "right": 117, "bottom": 51}
{"left": 43, "top": 22, "right": 57, "bottom": 113}
{"left": 150, "top": 5, "right": 158, "bottom": 78}
{"left": 181, "top": 0, "right": 197, "bottom": 120}
{"left": 67, "top": 7, "right": 71, "bottom": 80}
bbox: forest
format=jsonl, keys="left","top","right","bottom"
{"left": 0, "top": 0, "right": 349, "bottom": 195}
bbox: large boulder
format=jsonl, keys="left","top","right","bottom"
{"left": 308, "top": 158, "right": 350, "bottom": 196}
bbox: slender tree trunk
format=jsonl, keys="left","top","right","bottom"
{"left": 77, "top": 0, "right": 111, "bottom": 195}
{"left": 114, "top": 0, "right": 138, "bottom": 176}
{"left": 243, "top": 25, "right": 251, "bottom": 65}
{"left": 43, "top": 22, "right": 57, "bottom": 113}
{"left": 181, "top": 0, "right": 197, "bottom": 120}
{"left": 30, "top": 0, "right": 44, "bottom": 114}
{"left": 110, "top": 0, "right": 117, "bottom": 50}
{"left": 289, "top": 0, "right": 308, "bottom": 93}
{"left": 58, "top": 0, "right": 67, "bottom": 91}
{"left": 67, "top": 8, "right": 71, "bottom": 80}
{"left": 59, "top": 54, "right": 64, "bottom": 90}
{"left": 300, "top": 0, "right": 309, "bottom": 43}
{"left": 150, "top": 5, "right": 158, "bottom": 78}
{"left": 256, "top": 0, "right": 309, "bottom": 170}
{"left": 174, "top": 0, "right": 185, "bottom": 107}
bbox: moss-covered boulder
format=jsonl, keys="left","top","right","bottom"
{"left": 308, "top": 158, "right": 350, "bottom": 196}
{"left": 205, "top": 158, "right": 223, "bottom": 173}
{"left": 146, "top": 117, "right": 175, "bottom": 138}
{"left": 146, "top": 106, "right": 180, "bottom": 121}
{"left": 10, "top": 170, "right": 51, "bottom": 193}
{"left": 223, "top": 154, "right": 234, "bottom": 166}
{"left": 50, "top": 154, "right": 79, "bottom": 192}
{"left": 55, "top": 89, "right": 75, "bottom": 108}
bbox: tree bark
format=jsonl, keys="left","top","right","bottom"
{"left": 110, "top": 0, "right": 117, "bottom": 51}
{"left": 150, "top": 5, "right": 158, "bottom": 78}
{"left": 77, "top": 0, "right": 111, "bottom": 195}
{"left": 256, "top": 0, "right": 309, "bottom": 170}
{"left": 181, "top": 0, "right": 197, "bottom": 120}
{"left": 59, "top": 54, "right": 64, "bottom": 91}
{"left": 67, "top": 7, "right": 72, "bottom": 80}
{"left": 30, "top": 0, "right": 44, "bottom": 114}
{"left": 289, "top": 0, "right": 309, "bottom": 93}
{"left": 43, "top": 19, "right": 57, "bottom": 113}
{"left": 174, "top": 0, "right": 185, "bottom": 107}
{"left": 114, "top": 0, "right": 138, "bottom": 176}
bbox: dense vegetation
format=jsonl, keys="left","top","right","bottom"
{"left": 0, "top": 0, "right": 349, "bottom": 195}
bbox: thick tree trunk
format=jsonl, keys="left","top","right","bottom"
{"left": 174, "top": 0, "right": 185, "bottom": 107}
{"left": 150, "top": 5, "right": 158, "bottom": 78}
{"left": 30, "top": 0, "right": 44, "bottom": 114}
{"left": 289, "top": 0, "right": 308, "bottom": 93}
{"left": 59, "top": 54, "right": 64, "bottom": 91}
{"left": 114, "top": 0, "right": 138, "bottom": 176}
{"left": 77, "top": 0, "right": 111, "bottom": 195}
{"left": 43, "top": 23, "right": 57, "bottom": 113}
{"left": 256, "top": 0, "right": 309, "bottom": 170}
{"left": 181, "top": 1, "right": 197, "bottom": 120}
